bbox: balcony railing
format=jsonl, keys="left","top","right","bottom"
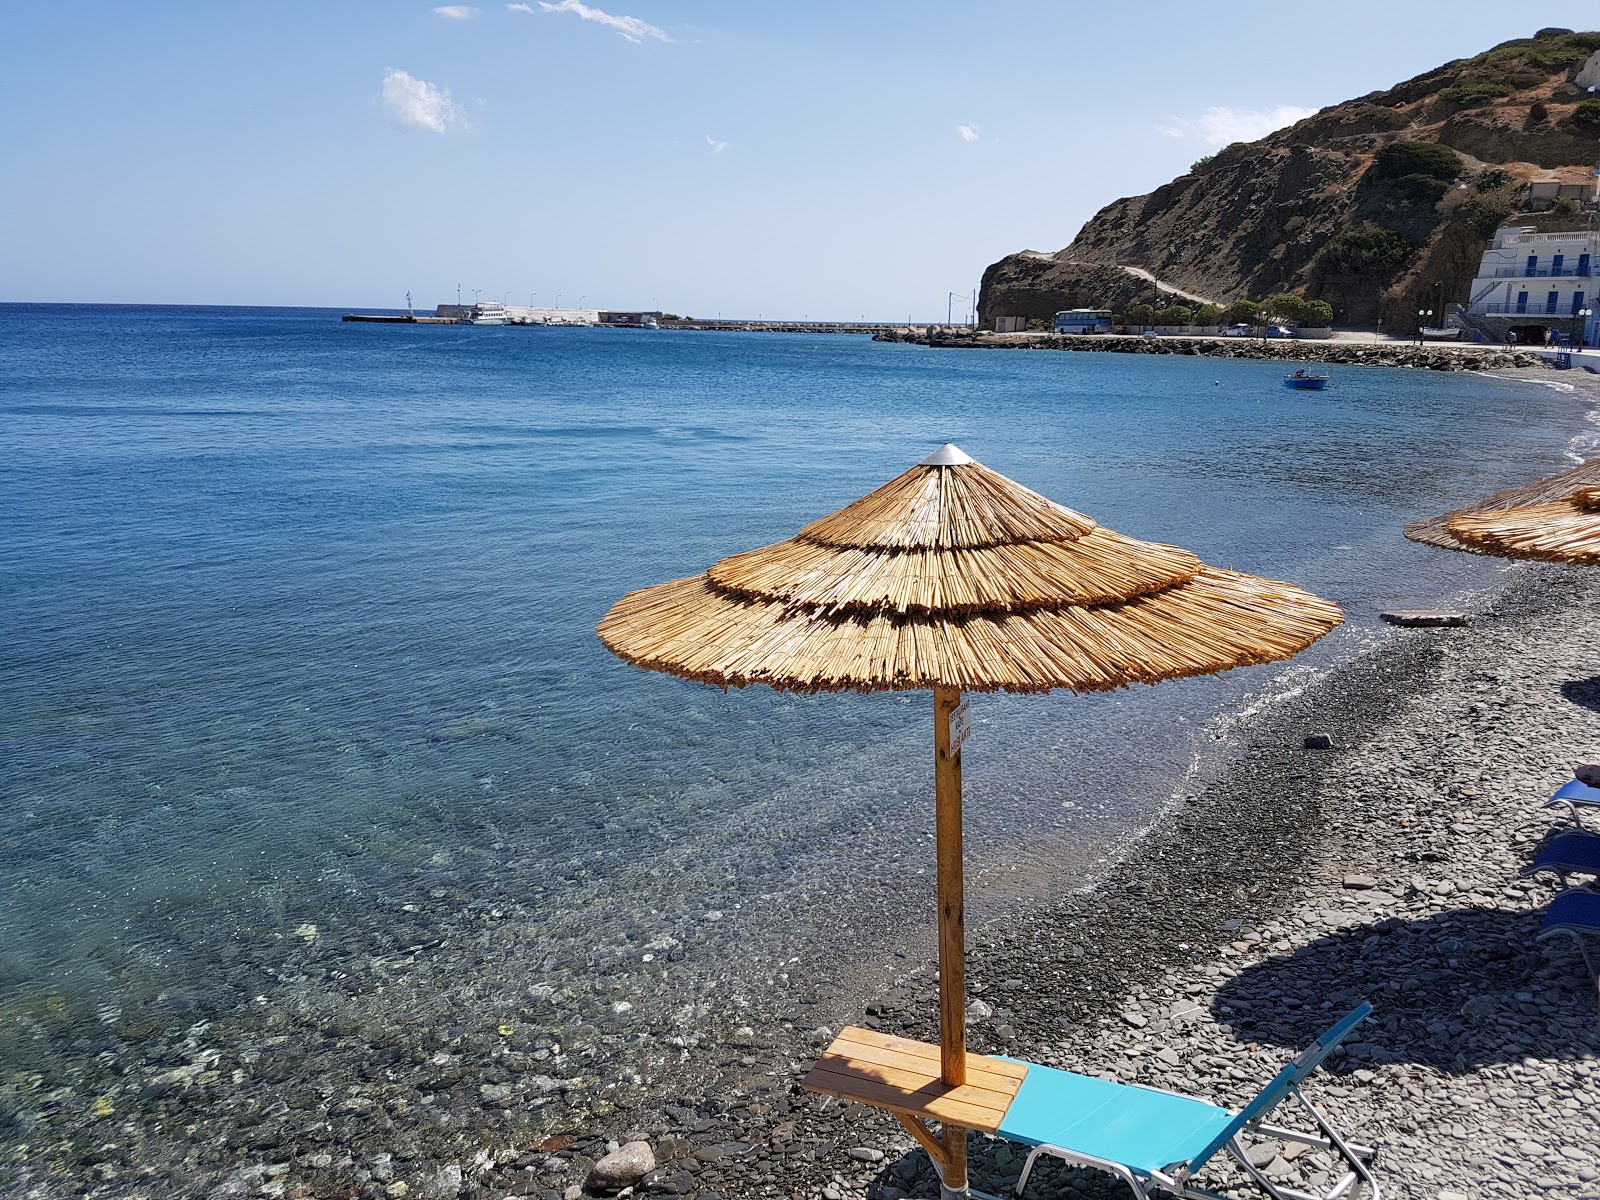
{"left": 1490, "top": 266, "right": 1592, "bottom": 278}
{"left": 1494, "top": 232, "right": 1600, "bottom": 247}
{"left": 1474, "top": 302, "right": 1594, "bottom": 316}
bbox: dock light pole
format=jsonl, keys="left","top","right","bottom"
{"left": 1417, "top": 308, "right": 1432, "bottom": 346}
{"left": 1574, "top": 307, "right": 1592, "bottom": 350}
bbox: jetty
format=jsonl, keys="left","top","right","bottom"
{"left": 340, "top": 312, "right": 459, "bottom": 324}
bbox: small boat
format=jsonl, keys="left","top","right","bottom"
{"left": 471, "top": 303, "right": 510, "bottom": 326}
{"left": 1284, "top": 369, "right": 1330, "bottom": 390}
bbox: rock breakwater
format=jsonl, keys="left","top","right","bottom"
{"left": 873, "top": 327, "right": 1551, "bottom": 371}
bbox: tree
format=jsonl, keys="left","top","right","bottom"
{"left": 1299, "top": 299, "right": 1335, "bottom": 326}
{"left": 1126, "top": 303, "right": 1157, "bottom": 325}
{"left": 1157, "top": 305, "right": 1194, "bottom": 326}
{"left": 1261, "top": 294, "right": 1309, "bottom": 325}
{"left": 1223, "top": 299, "right": 1260, "bottom": 325}
{"left": 1194, "top": 303, "right": 1223, "bottom": 326}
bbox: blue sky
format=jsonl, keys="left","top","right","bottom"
{"left": 4, "top": 3, "right": 1597, "bottom": 318}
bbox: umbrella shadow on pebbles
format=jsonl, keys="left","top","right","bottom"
{"left": 1559, "top": 675, "right": 1600, "bottom": 714}
{"left": 1213, "top": 906, "right": 1600, "bottom": 1072}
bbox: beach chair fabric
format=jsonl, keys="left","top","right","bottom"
{"left": 1549, "top": 778, "right": 1600, "bottom": 825}
{"left": 996, "top": 1069, "right": 1233, "bottom": 1176}
{"left": 995, "top": 1004, "right": 1377, "bottom": 1200}
{"left": 1528, "top": 829, "right": 1600, "bottom": 885}
{"left": 1539, "top": 888, "right": 1600, "bottom": 976}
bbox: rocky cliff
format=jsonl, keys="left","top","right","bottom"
{"left": 981, "top": 29, "right": 1600, "bottom": 329}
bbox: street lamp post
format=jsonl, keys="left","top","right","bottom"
{"left": 1573, "top": 307, "right": 1593, "bottom": 350}
{"left": 1416, "top": 308, "right": 1433, "bottom": 346}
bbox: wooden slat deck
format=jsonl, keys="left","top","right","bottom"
{"left": 800, "top": 1026, "right": 1028, "bottom": 1133}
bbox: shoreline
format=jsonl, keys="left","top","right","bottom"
{"left": 8, "top": 559, "right": 1600, "bottom": 1200}
{"left": 873, "top": 327, "right": 1561, "bottom": 372}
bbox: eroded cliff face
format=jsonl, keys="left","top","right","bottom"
{"left": 980, "top": 30, "right": 1600, "bottom": 329}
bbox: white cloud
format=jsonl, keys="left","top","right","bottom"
{"left": 381, "top": 69, "right": 465, "bottom": 134}
{"left": 432, "top": 5, "right": 479, "bottom": 17}
{"left": 955, "top": 122, "right": 982, "bottom": 144}
{"left": 507, "top": 2, "right": 534, "bottom": 9}
{"left": 706, "top": 134, "right": 728, "bottom": 153}
{"left": 537, "top": 0, "right": 669, "bottom": 43}
{"left": 1161, "top": 105, "right": 1316, "bottom": 149}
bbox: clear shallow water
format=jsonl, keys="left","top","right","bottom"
{"left": 1, "top": 304, "right": 1591, "bottom": 1058}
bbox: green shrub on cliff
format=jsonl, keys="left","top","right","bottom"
{"left": 1395, "top": 174, "right": 1453, "bottom": 204}
{"left": 1373, "top": 141, "right": 1463, "bottom": 183}
{"left": 1312, "top": 224, "right": 1415, "bottom": 277}
{"left": 1573, "top": 99, "right": 1600, "bottom": 131}
{"left": 1438, "top": 83, "right": 1513, "bottom": 108}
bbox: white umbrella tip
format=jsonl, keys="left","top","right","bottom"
{"left": 919, "top": 443, "right": 975, "bottom": 467}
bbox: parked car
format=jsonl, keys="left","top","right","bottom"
{"left": 1223, "top": 323, "right": 1253, "bottom": 337}
{"left": 1264, "top": 325, "right": 1294, "bottom": 338}
{"left": 1140, "top": 329, "right": 1160, "bottom": 340}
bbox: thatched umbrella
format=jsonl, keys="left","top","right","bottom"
{"left": 1445, "top": 486, "right": 1600, "bottom": 563}
{"left": 597, "top": 444, "right": 1342, "bottom": 1194}
{"left": 1404, "top": 457, "right": 1600, "bottom": 554}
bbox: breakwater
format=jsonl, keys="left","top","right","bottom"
{"left": 873, "top": 327, "right": 1551, "bottom": 371}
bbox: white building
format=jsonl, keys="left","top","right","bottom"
{"left": 1465, "top": 227, "right": 1600, "bottom": 344}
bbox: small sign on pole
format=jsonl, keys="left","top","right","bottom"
{"left": 949, "top": 700, "right": 972, "bottom": 755}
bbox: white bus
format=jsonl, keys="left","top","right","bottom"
{"left": 1054, "top": 309, "right": 1114, "bottom": 334}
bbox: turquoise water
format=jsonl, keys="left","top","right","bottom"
{"left": 0, "top": 305, "right": 1589, "bottom": 1060}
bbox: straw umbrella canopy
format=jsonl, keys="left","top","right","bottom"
{"left": 1403, "top": 456, "right": 1600, "bottom": 554}
{"left": 1445, "top": 485, "right": 1600, "bottom": 563}
{"left": 597, "top": 444, "right": 1342, "bottom": 1192}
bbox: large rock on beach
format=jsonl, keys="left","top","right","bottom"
{"left": 584, "top": 1141, "right": 655, "bottom": 1193}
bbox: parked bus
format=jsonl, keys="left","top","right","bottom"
{"left": 1054, "top": 309, "right": 1114, "bottom": 334}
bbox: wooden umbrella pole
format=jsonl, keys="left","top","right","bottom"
{"left": 933, "top": 684, "right": 968, "bottom": 1195}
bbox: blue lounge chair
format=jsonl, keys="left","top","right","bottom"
{"left": 1548, "top": 778, "right": 1600, "bottom": 827}
{"left": 1528, "top": 829, "right": 1600, "bottom": 888}
{"left": 995, "top": 1004, "right": 1379, "bottom": 1200}
{"left": 1539, "top": 888, "right": 1600, "bottom": 978}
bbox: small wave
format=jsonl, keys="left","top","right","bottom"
{"left": 1467, "top": 369, "right": 1576, "bottom": 393}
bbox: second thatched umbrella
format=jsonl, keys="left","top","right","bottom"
{"left": 1404, "top": 456, "right": 1600, "bottom": 555}
{"left": 1445, "top": 486, "right": 1600, "bottom": 564}
{"left": 597, "top": 444, "right": 1342, "bottom": 1193}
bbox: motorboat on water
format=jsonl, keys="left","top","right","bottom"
{"left": 1284, "top": 369, "right": 1330, "bottom": 390}
{"left": 471, "top": 303, "right": 510, "bottom": 326}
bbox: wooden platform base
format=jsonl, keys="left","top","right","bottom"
{"left": 801, "top": 1026, "right": 1028, "bottom": 1170}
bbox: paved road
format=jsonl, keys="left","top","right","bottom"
{"left": 1118, "top": 266, "right": 1223, "bottom": 308}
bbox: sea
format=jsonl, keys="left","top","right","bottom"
{"left": 1, "top": 304, "right": 1594, "bottom": 1166}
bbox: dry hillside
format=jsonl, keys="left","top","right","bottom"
{"left": 980, "top": 29, "right": 1600, "bottom": 328}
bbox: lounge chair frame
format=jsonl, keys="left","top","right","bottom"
{"left": 1537, "top": 888, "right": 1600, "bottom": 980}
{"left": 991, "top": 1005, "right": 1380, "bottom": 1200}
{"left": 1007, "top": 1082, "right": 1379, "bottom": 1200}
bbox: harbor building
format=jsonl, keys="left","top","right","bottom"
{"left": 1463, "top": 227, "right": 1600, "bottom": 345}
